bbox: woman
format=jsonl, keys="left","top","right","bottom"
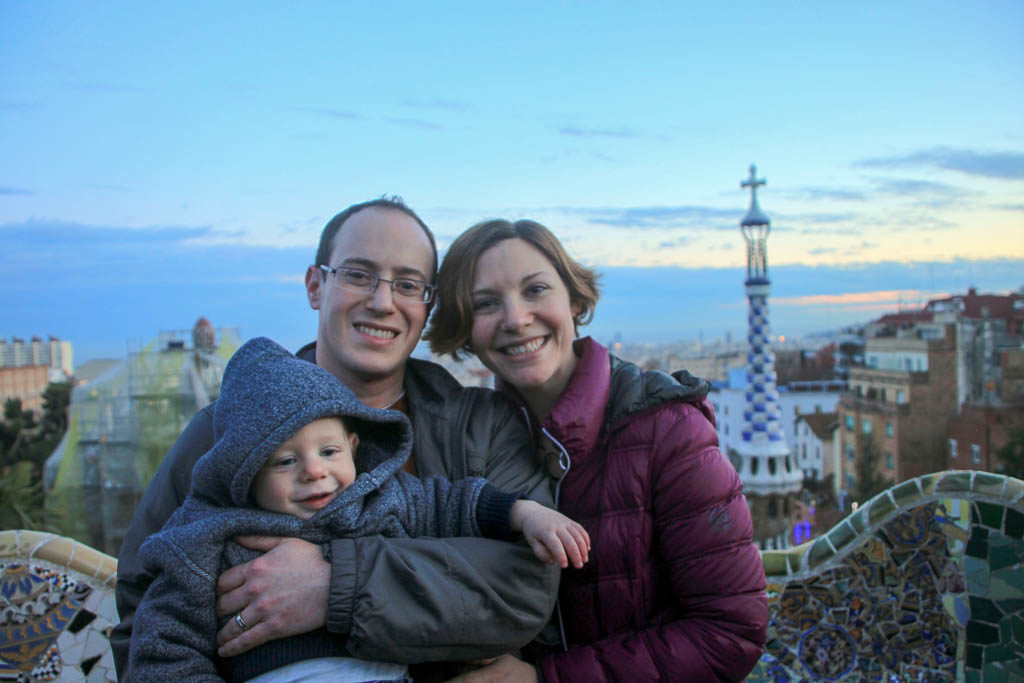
{"left": 426, "top": 219, "right": 767, "bottom": 682}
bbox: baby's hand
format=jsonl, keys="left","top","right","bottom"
{"left": 510, "top": 500, "right": 590, "bottom": 569}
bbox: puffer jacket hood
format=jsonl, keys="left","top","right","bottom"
{"left": 190, "top": 336, "right": 412, "bottom": 510}
{"left": 606, "top": 354, "right": 712, "bottom": 428}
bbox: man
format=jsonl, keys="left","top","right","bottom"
{"left": 114, "top": 198, "right": 559, "bottom": 679}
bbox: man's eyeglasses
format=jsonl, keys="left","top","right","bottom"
{"left": 319, "top": 265, "right": 435, "bottom": 303}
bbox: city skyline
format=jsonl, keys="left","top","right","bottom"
{"left": 2, "top": 2, "right": 1022, "bottom": 363}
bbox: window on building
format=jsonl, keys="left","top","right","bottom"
{"left": 886, "top": 452, "right": 894, "bottom": 469}
{"left": 847, "top": 473, "right": 856, "bottom": 488}
{"left": 949, "top": 439, "right": 958, "bottom": 460}
{"left": 724, "top": 405, "right": 728, "bottom": 416}
{"left": 880, "top": 388, "right": 887, "bottom": 402}
{"left": 896, "top": 390, "right": 905, "bottom": 404}
{"left": 862, "top": 420, "right": 872, "bottom": 435}
{"left": 815, "top": 405, "right": 822, "bottom": 413}
{"left": 802, "top": 443, "right": 807, "bottom": 460}
{"left": 846, "top": 415, "right": 855, "bottom": 430}
{"left": 886, "top": 422, "right": 894, "bottom": 437}
{"left": 725, "top": 424, "right": 730, "bottom": 436}
{"left": 971, "top": 444, "right": 981, "bottom": 465}
{"left": 846, "top": 445, "right": 856, "bottom": 461}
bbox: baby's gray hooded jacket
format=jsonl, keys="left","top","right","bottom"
{"left": 127, "top": 337, "right": 515, "bottom": 681}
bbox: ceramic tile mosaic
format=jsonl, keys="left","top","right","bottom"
{"left": 749, "top": 471, "right": 1024, "bottom": 681}
{"left": 0, "top": 531, "right": 117, "bottom": 682}
{"left": 2, "top": 471, "right": 1022, "bottom": 681}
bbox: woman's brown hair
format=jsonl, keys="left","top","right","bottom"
{"left": 426, "top": 219, "right": 601, "bottom": 359}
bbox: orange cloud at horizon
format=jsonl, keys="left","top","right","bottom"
{"left": 773, "top": 289, "right": 951, "bottom": 309}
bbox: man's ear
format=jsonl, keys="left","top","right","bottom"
{"left": 306, "top": 266, "right": 323, "bottom": 310}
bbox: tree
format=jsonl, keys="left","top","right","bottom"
{"left": 0, "top": 461, "right": 41, "bottom": 529}
{"left": 0, "top": 383, "right": 73, "bottom": 529}
{"left": 995, "top": 424, "right": 1024, "bottom": 480}
{"left": 854, "top": 435, "right": 891, "bottom": 503}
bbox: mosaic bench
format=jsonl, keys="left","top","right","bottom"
{"left": 3, "top": 470, "right": 1022, "bottom": 681}
{"left": 0, "top": 530, "right": 117, "bottom": 681}
{"left": 750, "top": 470, "right": 1024, "bottom": 682}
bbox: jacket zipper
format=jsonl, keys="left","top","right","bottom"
{"left": 540, "top": 425, "right": 572, "bottom": 653}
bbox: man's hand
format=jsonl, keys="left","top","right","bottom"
{"left": 215, "top": 536, "right": 330, "bottom": 657}
{"left": 444, "top": 655, "right": 538, "bottom": 683}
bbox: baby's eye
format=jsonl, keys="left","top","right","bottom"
{"left": 271, "top": 456, "right": 296, "bottom": 468}
{"left": 321, "top": 447, "right": 341, "bottom": 458}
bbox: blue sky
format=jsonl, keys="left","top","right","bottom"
{"left": 2, "top": 2, "right": 1022, "bottom": 365}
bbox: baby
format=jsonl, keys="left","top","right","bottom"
{"left": 127, "top": 337, "right": 587, "bottom": 682}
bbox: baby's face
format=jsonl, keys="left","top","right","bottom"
{"left": 251, "top": 417, "right": 358, "bottom": 519}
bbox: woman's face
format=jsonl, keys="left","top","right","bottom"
{"left": 469, "top": 238, "right": 581, "bottom": 411}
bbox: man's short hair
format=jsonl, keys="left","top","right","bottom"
{"left": 315, "top": 196, "right": 438, "bottom": 281}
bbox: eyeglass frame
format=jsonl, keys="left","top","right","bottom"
{"left": 318, "top": 264, "right": 435, "bottom": 303}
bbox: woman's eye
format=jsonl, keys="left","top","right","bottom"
{"left": 473, "top": 298, "right": 498, "bottom": 312}
{"left": 525, "top": 283, "right": 549, "bottom": 296}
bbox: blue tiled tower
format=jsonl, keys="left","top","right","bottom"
{"left": 735, "top": 165, "right": 803, "bottom": 549}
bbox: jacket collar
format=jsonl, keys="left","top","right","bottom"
{"left": 499, "top": 337, "right": 610, "bottom": 460}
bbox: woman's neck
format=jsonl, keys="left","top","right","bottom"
{"left": 519, "top": 350, "right": 580, "bottom": 423}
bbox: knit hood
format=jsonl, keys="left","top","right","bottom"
{"left": 189, "top": 336, "right": 413, "bottom": 511}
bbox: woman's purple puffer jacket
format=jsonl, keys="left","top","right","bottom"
{"left": 506, "top": 338, "right": 767, "bottom": 682}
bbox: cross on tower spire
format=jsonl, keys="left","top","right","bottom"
{"left": 741, "top": 164, "right": 766, "bottom": 197}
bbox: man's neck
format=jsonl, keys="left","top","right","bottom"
{"left": 315, "top": 350, "right": 407, "bottom": 409}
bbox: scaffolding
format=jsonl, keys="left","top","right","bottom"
{"left": 43, "top": 323, "right": 241, "bottom": 555}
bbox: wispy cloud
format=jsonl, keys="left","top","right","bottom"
{"left": 0, "top": 101, "right": 40, "bottom": 112}
{"left": 870, "top": 177, "right": 967, "bottom": 198}
{"left": 401, "top": 97, "right": 470, "bottom": 111}
{"left": 382, "top": 116, "right": 443, "bottom": 131}
{"left": 787, "top": 186, "right": 867, "bottom": 202}
{"left": 774, "top": 288, "right": 936, "bottom": 308}
{"left": 786, "top": 212, "right": 860, "bottom": 225}
{"left": 287, "top": 106, "right": 362, "bottom": 120}
{"left": 558, "top": 126, "right": 639, "bottom": 139}
{"left": 856, "top": 147, "right": 1024, "bottom": 180}
{"left": 658, "top": 236, "right": 694, "bottom": 248}
{"left": 995, "top": 203, "right": 1024, "bottom": 212}
{"left": 78, "top": 184, "right": 131, "bottom": 192}
{"left": 571, "top": 205, "right": 738, "bottom": 229}
{"left": 66, "top": 81, "right": 144, "bottom": 93}
{"left": 0, "top": 186, "right": 34, "bottom": 196}
{"left": 808, "top": 247, "right": 837, "bottom": 255}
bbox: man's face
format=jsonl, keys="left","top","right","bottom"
{"left": 306, "top": 208, "right": 433, "bottom": 393}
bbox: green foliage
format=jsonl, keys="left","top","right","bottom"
{"left": 995, "top": 424, "right": 1024, "bottom": 480}
{"left": 0, "top": 461, "right": 42, "bottom": 529}
{"left": 0, "top": 382, "right": 73, "bottom": 531}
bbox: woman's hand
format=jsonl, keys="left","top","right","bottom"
{"left": 214, "top": 536, "right": 329, "bottom": 656}
{"left": 444, "top": 655, "right": 538, "bottom": 682}
{"left": 510, "top": 500, "right": 590, "bottom": 569}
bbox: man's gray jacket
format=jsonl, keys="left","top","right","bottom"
{"left": 114, "top": 341, "right": 559, "bottom": 678}
{"left": 129, "top": 337, "right": 520, "bottom": 681}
